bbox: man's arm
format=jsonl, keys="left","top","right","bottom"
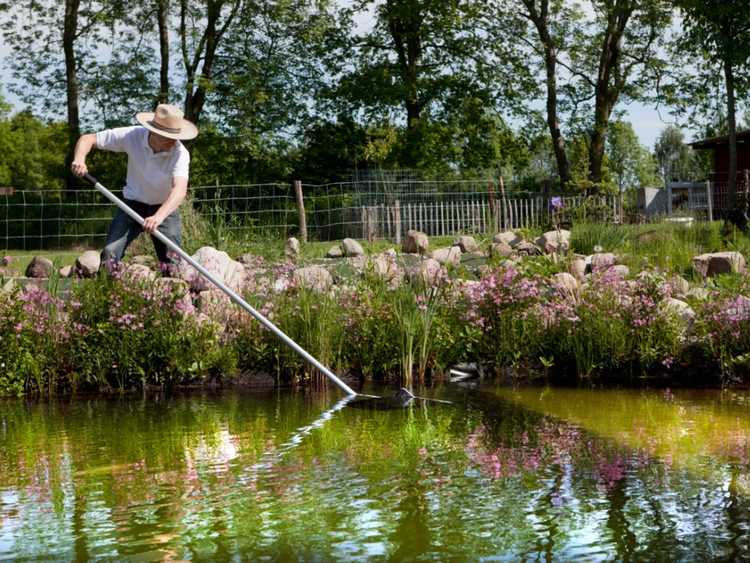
{"left": 142, "top": 176, "right": 188, "bottom": 234}
{"left": 71, "top": 133, "right": 97, "bottom": 177}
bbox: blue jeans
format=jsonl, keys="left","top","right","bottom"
{"left": 101, "top": 199, "right": 182, "bottom": 267}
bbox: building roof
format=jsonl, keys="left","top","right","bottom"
{"left": 690, "top": 129, "right": 750, "bottom": 150}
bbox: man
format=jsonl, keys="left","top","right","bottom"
{"left": 70, "top": 103, "right": 198, "bottom": 270}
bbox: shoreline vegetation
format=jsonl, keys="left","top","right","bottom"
{"left": 2, "top": 220, "right": 750, "bottom": 397}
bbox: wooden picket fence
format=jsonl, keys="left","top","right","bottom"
{"left": 348, "top": 195, "right": 620, "bottom": 242}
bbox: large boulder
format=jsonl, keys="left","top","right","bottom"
{"left": 536, "top": 229, "right": 571, "bottom": 254}
{"left": 122, "top": 263, "right": 156, "bottom": 282}
{"left": 25, "top": 256, "right": 54, "bottom": 278}
{"left": 75, "top": 250, "right": 101, "bottom": 278}
{"left": 177, "top": 246, "right": 247, "bottom": 293}
{"left": 693, "top": 251, "right": 746, "bottom": 277}
{"left": 430, "top": 246, "right": 462, "bottom": 266}
{"left": 515, "top": 240, "right": 542, "bottom": 256}
{"left": 402, "top": 230, "right": 429, "bottom": 254}
{"left": 370, "top": 251, "right": 404, "bottom": 287}
{"left": 493, "top": 231, "right": 522, "bottom": 248}
{"left": 660, "top": 297, "right": 695, "bottom": 324}
{"left": 489, "top": 241, "right": 513, "bottom": 258}
{"left": 454, "top": 235, "right": 479, "bottom": 253}
{"left": 590, "top": 253, "right": 617, "bottom": 272}
{"left": 342, "top": 238, "right": 365, "bottom": 257}
{"left": 326, "top": 245, "right": 344, "bottom": 258}
{"left": 293, "top": 265, "right": 333, "bottom": 292}
{"left": 406, "top": 258, "right": 444, "bottom": 286}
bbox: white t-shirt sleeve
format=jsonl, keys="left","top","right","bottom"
{"left": 95, "top": 127, "right": 136, "bottom": 153}
{"left": 172, "top": 147, "right": 190, "bottom": 179}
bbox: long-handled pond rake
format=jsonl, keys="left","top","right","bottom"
{"left": 85, "top": 174, "right": 449, "bottom": 407}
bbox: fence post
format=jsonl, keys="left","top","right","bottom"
{"left": 394, "top": 200, "right": 401, "bottom": 244}
{"left": 293, "top": 180, "right": 307, "bottom": 243}
{"left": 499, "top": 176, "right": 508, "bottom": 230}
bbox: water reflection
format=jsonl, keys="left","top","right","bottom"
{"left": 2, "top": 386, "right": 750, "bottom": 559}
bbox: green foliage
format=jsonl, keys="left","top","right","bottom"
{"left": 571, "top": 223, "right": 629, "bottom": 255}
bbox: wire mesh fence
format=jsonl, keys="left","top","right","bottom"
{"left": 0, "top": 178, "right": 639, "bottom": 253}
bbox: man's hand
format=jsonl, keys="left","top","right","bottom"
{"left": 143, "top": 214, "right": 164, "bottom": 234}
{"left": 71, "top": 160, "right": 88, "bottom": 177}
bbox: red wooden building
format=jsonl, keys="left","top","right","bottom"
{"left": 690, "top": 129, "right": 750, "bottom": 212}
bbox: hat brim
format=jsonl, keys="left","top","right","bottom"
{"left": 135, "top": 112, "right": 199, "bottom": 140}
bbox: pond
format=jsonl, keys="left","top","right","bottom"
{"left": 2, "top": 383, "right": 750, "bottom": 560}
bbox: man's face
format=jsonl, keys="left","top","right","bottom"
{"left": 149, "top": 133, "right": 177, "bottom": 152}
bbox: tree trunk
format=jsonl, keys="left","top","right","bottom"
{"left": 523, "top": 0, "right": 570, "bottom": 188}
{"left": 587, "top": 2, "right": 634, "bottom": 190}
{"left": 387, "top": 1, "right": 423, "bottom": 167}
{"left": 63, "top": 0, "right": 81, "bottom": 191}
{"left": 181, "top": 0, "right": 238, "bottom": 127}
{"left": 157, "top": 0, "right": 170, "bottom": 105}
{"left": 724, "top": 56, "right": 738, "bottom": 209}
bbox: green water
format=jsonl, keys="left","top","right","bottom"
{"left": 2, "top": 384, "right": 750, "bottom": 560}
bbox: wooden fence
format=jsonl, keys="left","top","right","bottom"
{"left": 347, "top": 195, "right": 621, "bottom": 242}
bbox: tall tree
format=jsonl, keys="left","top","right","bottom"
{"left": 672, "top": 0, "right": 750, "bottom": 227}
{"left": 515, "top": 0, "right": 572, "bottom": 186}
{"left": 332, "top": 0, "right": 533, "bottom": 168}
{"left": 509, "top": 0, "right": 670, "bottom": 191}
{"left": 179, "top": 0, "right": 241, "bottom": 126}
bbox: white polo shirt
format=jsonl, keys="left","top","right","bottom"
{"left": 95, "top": 126, "right": 190, "bottom": 205}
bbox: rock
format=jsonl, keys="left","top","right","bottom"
{"left": 236, "top": 253, "right": 265, "bottom": 269}
{"left": 515, "top": 241, "right": 541, "bottom": 256}
{"left": 590, "top": 252, "right": 617, "bottom": 272}
{"left": 430, "top": 246, "right": 462, "bottom": 266}
{"left": 454, "top": 235, "right": 479, "bottom": 253}
{"left": 370, "top": 252, "right": 404, "bottom": 286}
{"left": 123, "top": 263, "right": 156, "bottom": 282}
{"left": 346, "top": 255, "right": 369, "bottom": 275}
{"left": 293, "top": 265, "right": 333, "bottom": 292}
{"left": 285, "top": 237, "right": 300, "bottom": 260}
{"left": 407, "top": 258, "right": 444, "bottom": 286}
{"left": 569, "top": 257, "right": 587, "bottom": 281}
{"left": 25, "top": 256, "right": 54, "bottom": 278}
{"left": 75, "top": 250, "right": 101, "bottom": 278}
{"left": 326, "top": 245, "right": 344, "bottom": 258}
{"left": 536, "top": 229, "right": 571, "bottom": 254}
{"left": 342, "top": 238, "right": 365, "bottom": 257}
{"left": 660, "top": 297, "right": 695, "bottom": 324}
{"left": 489, "top": 241, "right": 513, "bottom": 258}
{"left": 59, "top": 265, "right": 73, "bottom": 278}
{"left": 693, "top": 251, "right": 746, "bottom": 277}
{"left": 553, "top": 272, "right": 579, "bottom": 298}
{"left": 493, "top": 231, "right": 522, "bottom": 248}
{"left": 402, "top": 230, "right": 429, "bottom": 254}
{"left": 177, "top": 246, "right": 247, "bottom": 293}
{"left": 667, "top": 275, "right": 690, "bottom": 297}
{"left": 608, "top": 264, "right": 630, "bottom": 278}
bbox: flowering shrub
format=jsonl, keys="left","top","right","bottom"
{"left": 693, "top": 292, "right": 750, "bottom": 381}
{"left": 464, "top": 265, "right": 546, "bottom": 367}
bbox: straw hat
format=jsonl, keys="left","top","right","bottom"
{"left": 135, "top": 104, "right": 199, "bottom": 140}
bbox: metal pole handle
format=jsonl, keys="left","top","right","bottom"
{"left": 85, "top": 173, "right": 358, "bottom": 397}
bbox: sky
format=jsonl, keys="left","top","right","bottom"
{"left": 0, "top": 5, "right": 690, "bottom": 152}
